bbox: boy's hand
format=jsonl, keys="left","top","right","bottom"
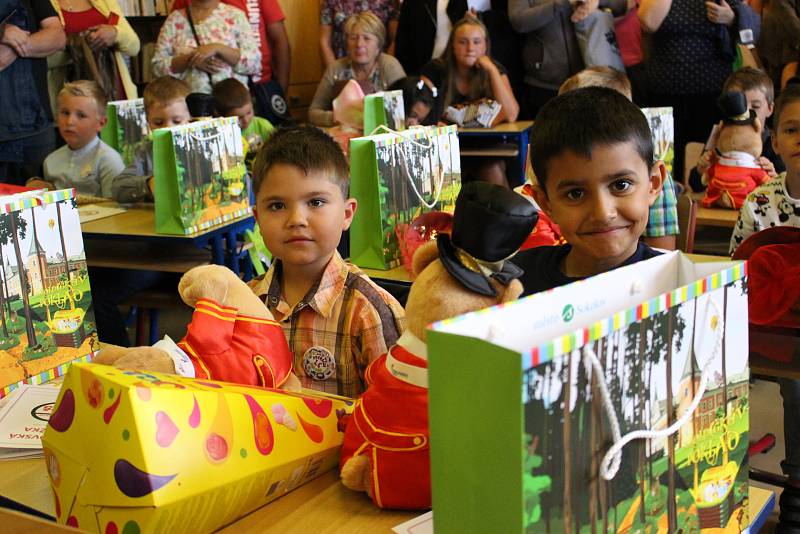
{"left": 26, "top": 178, "right": 53, "bottom": 191}
{"left": 696, "top": 149, "right": 716, "bottom": 175}
{"left": 757, "top": 156, "right": 778, "bottom": 178}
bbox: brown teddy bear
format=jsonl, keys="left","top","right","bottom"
{"left": 338, "top": 182, "right": 538, "bottom": 509}
{"left": 94, "top": 264, "right": 301, "bottom": 390}
{"left": 702, "top": 91, "right": 770, "bottom": 209}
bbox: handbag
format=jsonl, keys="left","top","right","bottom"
{"left": 249, "top": 78, "right": 292, "bottom": 126}
{"left": 573, "top": 9, "right": 625, "bottom": 71}
{"left": 185, "top": 4, "right": 213, "bottom": 90}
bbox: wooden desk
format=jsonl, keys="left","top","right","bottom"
{"left": 0, "top": 455, "right": 773, "bottom": 533}
{"left": 0, "top": 460, "right": 416, "bottom": 533}
{"left": 458, "top": 121, "right": 534, "bottom": 186}
{"left": 690, "top": 193, "right": 739, "bottom": 228}
{"left": 81, "top": 203, "right": 255, "bottom": 278}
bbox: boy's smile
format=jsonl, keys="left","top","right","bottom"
{"left": 533, "top": 142, "right": 663, "bottom": 277}
{"left": 254, "top": 163, "right": 357, "bottom": 277}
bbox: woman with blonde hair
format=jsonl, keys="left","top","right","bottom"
{"left": 421, "top": 17, "right": 518, "bottom": 125}
{"left": 309, "top": 11, "right": 406, "bottom": 127}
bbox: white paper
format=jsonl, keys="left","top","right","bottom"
{"left": 392, "top": 511, "right": 434, "bottom": 534}
{"left": 78, "top": 204, "right": 127, "bottom": 223}
{"left": 0, "top": 385, "right": 61, "bottom": 453}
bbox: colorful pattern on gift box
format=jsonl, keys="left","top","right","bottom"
{"left": 101, "top": 99, "right": 149, "bottom": 166}
{"left": 373, "top": 125, "right": 460, "bottom": 268}
{"left": 0, "top": 189, "right": 98, "bottom": 398}
{"left": 520, "top": 267, "right": 749, "bottom": 533}
{"left": 158, "top": 117, "right": 250, "bottom": 235}
{"left": 42, "top": 363, "right": 353, "bottom": 534}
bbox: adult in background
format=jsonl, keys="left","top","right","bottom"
{"left": 151, "top": 0, "right": 260, "bottom": 94}
{"left": 320, "top": 0, "right": 400, "bottom": 69}
{"left": 509, "top": 0, "right": 627, "bottom": 119}
{"left": 639, "top": 0, "right": 760, "bottom": 179}
{"left": 171, "top": 0, "right": 291, "bottom": 115}
{"left": 396, "top": 0, "right": 521, "bottom": 90}
{"left": 309, "top": 11, "right": 405, "bottom": 127}
{"left": 0, "top": 0, "right": 66, "bottom": 184}
{"left": 47, "top": 0, "right": 140, "bottom": 109}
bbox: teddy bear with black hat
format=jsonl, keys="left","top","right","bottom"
{"left": 702, "top": 91, "right": 771, "bottom": 209}
{"left": 338, "top": 181, "right": 538, "bottom": 510}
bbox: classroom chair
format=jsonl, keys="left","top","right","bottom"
{"left": 676, "top": 193, "right": 697, "bottom": 253}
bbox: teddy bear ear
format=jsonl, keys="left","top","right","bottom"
{"left": 412, "top": 241, "right": 440, "bottom": 277}
{"left": 753, "top": 117, "right": 762, "bottom": 134}
{"left": 500, "top": 279, "right": 524, "bottom": 303}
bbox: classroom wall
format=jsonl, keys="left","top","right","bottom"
{"left": 278, "top": 0, "right": 324, "bottom": 121}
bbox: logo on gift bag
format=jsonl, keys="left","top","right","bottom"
{"left": 562, "top": 304, "right": 575, "bottom": 322}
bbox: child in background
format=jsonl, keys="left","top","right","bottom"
{"left": 421, "top": 17, "right": 519, "bottom": 125}
{"left": 555, "top": 67, "right": 679, "bottom": 251}
{"left": 388, "top": 76, "right": 439, "bottom": 126}
{"left": 112, "top": 76, "right": 191, "bottom": 203}
{"left": 212, "top": 78, "right": 275, "bottom": 164}
{"left": 27, "top": 81, "right": 124, "bottom": 197}
{"left": 729, "top": 81, "right": 800, "bottom": 533}
{"left": 692, "top": 67, "right": 782, "bottom": 193}
{"left": 514, "top": 87, "right": 665, "bottom": 296}
{"left": 247, "top": 125, "right": 405, "bottom": 397}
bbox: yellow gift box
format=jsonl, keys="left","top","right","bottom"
{"left": 42, "top": 363, "right": 353, "bottom": 533}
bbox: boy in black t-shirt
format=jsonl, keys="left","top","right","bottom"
{"left": 514, "top": 87, "right": 666, "bottom": 296}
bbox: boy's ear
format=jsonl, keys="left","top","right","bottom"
{"left": 342, "top": 198, "right": 357, "bottom": 230}
{"left": 648, "top": 160, "right": 666, "bottom": 206}
{"left": 530, "top": 184, "right": 552, "bottom": 216}
{"left": 97, "top": 116, "right": 108, "bottom": 131}
{"left": 767, "top": 101, "right": 775, "bottom": 117}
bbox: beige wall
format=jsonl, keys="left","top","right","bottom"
{"left": 279, "top": 0, "right": 324, "bottom": 121}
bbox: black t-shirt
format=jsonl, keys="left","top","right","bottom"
{"left": 514, "top": 242, "right": 663, "bottom": 297}
{"left": 22, "top": 0, "right": 57, "bottom": 121}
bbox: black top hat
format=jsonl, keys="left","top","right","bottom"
{"left": 437, "top": 182, "right": 538, "bottom": 297}
{"left": 717, "top": 91, "right": 756, "bottom": 126}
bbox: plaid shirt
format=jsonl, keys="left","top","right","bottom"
{"left": 645, "top": 172, "right": 679, "bottom": 237}
{"left": 248, "top": 252, "right": 405, "bottom": 398}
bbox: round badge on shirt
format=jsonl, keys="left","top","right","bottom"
{"left": 303, "top": 346, "right": 336, "bottom": 381}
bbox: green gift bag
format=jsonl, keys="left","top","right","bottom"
{"left": 427, "top": 252, "right": 750, "bottom": 533}
{"left": 100, "top": 98, "right": 148, "bottom": 166}
{"left": 349, "top": 124, "right": 461, "bottom": 270}
{"left": 363, "top": 90, "right": 405, "bottom": 135}
{"left": 153, "top": 117, "right": 250, "bottom": 235}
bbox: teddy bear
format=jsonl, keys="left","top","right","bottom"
{"left": 93, "top": 264, "right": 301, "bottom": 390}
{"left": 702, "top": 91, "right": 770, "bottom": 210}
{"left": 338, "top": 181, "right": 538, "bottom": 509}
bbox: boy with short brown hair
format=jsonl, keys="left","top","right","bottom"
{"left": 212, "top": 78, "right": 275, "bottom": 161}
{"left": 248, "top": 125, "right": 405, "bottom": 397}
{"left": 112, "top": 75, "right": 192, "bottom": 202}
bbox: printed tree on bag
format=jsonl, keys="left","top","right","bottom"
{"left": 0, "top": 213, "right": 37, "bottom": 349}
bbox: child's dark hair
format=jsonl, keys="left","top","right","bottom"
{"left": 252, "top": 125, "right": 349, "bottom": 198}
{"left": 212, "top": 78, "right": 251, "bottom": 116}
{"left": 773, "top": 79, "right": 800, "bottom": 128}
{"left": 388, "top": 76, "right": 438, "bottom": 125}
{"left": 186, "top": 93, "right": 217, "bottom": 118}
{"left": 530, "top": 87, "right": 653, "bottom": 189}
{"left": 723, "top": 67, "right": 774, "bottom": 104}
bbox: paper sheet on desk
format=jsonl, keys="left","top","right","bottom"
{"left": 0, "top": 384, "right": 60, "bottom": 459}
{"left": 78, "top": 204, "right": 127, "bottom": 223}
{"left": 393, "top": 511, "right": 433, "bottom": 534}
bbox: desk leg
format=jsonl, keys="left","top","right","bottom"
{"left": 518, "top": 130, "right": 529, "bottom": 185}
{"left": 225, "top": 230, "right": 240, "bottom": 277}
{"left": 210, "top": 234, "right": 225, "bottom": 269}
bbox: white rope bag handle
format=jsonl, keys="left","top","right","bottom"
{"left": 583, "top": 298, "right": 724, "bottom": 481}
{"left": 369, "top": 125, "right": 446, "bottom": 209}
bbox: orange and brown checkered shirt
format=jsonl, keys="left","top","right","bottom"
{"left": 248, "top": 252, "right": 405, "bottom": 398}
